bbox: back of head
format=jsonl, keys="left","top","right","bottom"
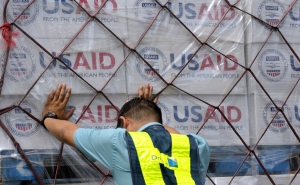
{"left": 117, "top": 98, "right": 162, "bottom": 128}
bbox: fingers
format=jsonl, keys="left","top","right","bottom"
{"left": 143, "top": 83, "right": 150, "bottom": 99}
{"left": 149, "top": 85, "right": 153, "bottom": 98}
{"left": 138, "top": 85, "right": 144, "bottom": 98}
{"left": 62, "top": 87, "right": 72, "bottom": 106}
{"left": 66, "top": 107, "right": 75, "bottom": 119}
{"left": 53, "top": 84, "right": 62, "bottom": 101}
{"left": 153, "top": 95, "right": 159, "bottom": 103}
{"left": 58, "top": 84, "right": 66, "bottom": 102}
{"left": 52, "top": 83, "right": 69, "bottom": 103}
{"left": 47, "top": 90, "right": 55, "bottom": 102}
{"left": 138, "top": 83, "right": 157, "bottom": 101}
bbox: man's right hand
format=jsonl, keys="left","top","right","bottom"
{"left": 42, "top": 83, "right": 75, "bottom": 120}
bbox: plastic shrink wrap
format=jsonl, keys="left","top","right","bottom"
{"left": 0, "top": 0, "right": 299, "bottom": 185}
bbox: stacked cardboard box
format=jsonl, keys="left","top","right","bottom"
{"left": 0, "top": 0, "right": 127, "bottom": 184}
{"left": 1, "top": 0, "right": 300, "bottom": 184}
{"left": 125, "top": 0, "right": 251, "bottom": 178}
{"left": 125, "top": 0, "right": 249, "bottom": 145}
{"left": 245, "top": 0, "right": 300, "bottom": 145}
{"left": 244, "top": 0, "right": 300, "bottom": 180}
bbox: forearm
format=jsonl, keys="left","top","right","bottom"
{"left": 44, "top": 118, "right": 79, "bottom": 147}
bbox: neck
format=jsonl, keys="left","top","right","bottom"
{"left": 127, "top": 120, "right": 157, "bottom": 132}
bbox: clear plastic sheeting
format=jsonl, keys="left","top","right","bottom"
{"left": 0, "top": 0, "right": 300, "bottom": 185}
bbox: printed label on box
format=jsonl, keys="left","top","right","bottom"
{"left": 127, "top": 42, "right": 246, "bottom": 95}
{"left": 252, "top": 93, "right": 300, "bottom": 145}
{"left": 246, "top": 0, "right": 300, "bottom": 43}
{"left": 127, "top": 0, "right": 244, "bottom": 43}
{"left": 147, "top": 94, "right": 250, "bottom": 146}
{"left": 0, "top": 44, "right": 126, "bottom": 94}
{"left": 5, "top": 0, "right": 128, "bottom": 39}
{"left": 247, "top": 43, "right": 300, "bottom": 94}
{"left": 0, "top": 98, "right": 60, "bottom": 150}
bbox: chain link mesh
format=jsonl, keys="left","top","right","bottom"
{"left": 1, "top": 0, "right": 300, "bottom": 184}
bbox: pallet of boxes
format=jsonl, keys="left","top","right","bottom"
{"left": 1, "top": 0, "right": 300, "bottom": 185}
{"left": 245, "top": 0, "right": 300, "bottom": 183}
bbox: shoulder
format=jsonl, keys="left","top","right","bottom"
{"left": 74, "top": 128, "right": 127, "bottom": 146}
{"left": 188, "top": 133, "right": 207, "bottom": 142}
{"left": 187, "top": 134, "right": 210, "bottom": 151}
{"left": 187, "top": 134, "right": 210, "bottom": 184}
{"left": 73, "top": 128, "right": 128, "bottom": 165}
{"left": 75, "top": 127, "right": 126, "bottom": 136}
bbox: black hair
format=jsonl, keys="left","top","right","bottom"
{"left": 116, "top": 97, "right": 162, "bottom": 128}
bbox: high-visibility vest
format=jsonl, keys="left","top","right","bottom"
{"left": 126, "top": 125, "right": 203, "bottom": 185}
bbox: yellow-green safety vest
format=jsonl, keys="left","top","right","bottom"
{"left": 127, "top": 131, "right": 203, "bottom": 185}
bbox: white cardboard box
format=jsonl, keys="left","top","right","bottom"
{"left": 4, "top": 0, "right": 128, "bottom": 40}
{"left": 246, "top": 43, "right": 300, "bottom": 96}
{"left": 126, "top": 41, "right": 246, "bottom": 95}
{"left": 125, "top": 0, "right": 245, "bottom": 46}
{"left": 250, "top": 92, "right": 300, "bottom": 145}
{"left": 0, "top": 94, "right": 127, "bottom": 150}
{"left": 67, "top": 94, "right": 127, "bottom": 129}
{"left": 3, "top": 0, "right": 129, "bottom": 55}
{"left": 128, "top": 94, "right": 249, "bottom": 146}
{"left": 258, "top": 174, "right": 300, "bottom": 185}
{"left": 0, "top": 98, "right": 60, "bottom": 150}
{"left": 244, "top": 0, "right": 300, "bottom": 44}
{"left": 0, "top": 41, "right": 127, "bottom": 95}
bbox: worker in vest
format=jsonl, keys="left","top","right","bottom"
{"left": 41, "top": 83, "right": 210, "bottom": 185}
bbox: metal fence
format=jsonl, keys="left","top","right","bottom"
{"left": 1, "top": 0, "right": 300, "bottom": 184}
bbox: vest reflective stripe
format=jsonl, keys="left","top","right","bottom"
{"left": 129, "top": 132, "right": 196, "bottom": 185}
{"left": 129, "top": 132, "right": 165, "bottom": 185}
{"left": 170, "top": 134, "right": 196, "bottom": 185}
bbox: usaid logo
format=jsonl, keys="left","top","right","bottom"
{"left": 142, "top": 3, "right": 156, "bottom": 8}
{"left": 134, "top": 0, "right": 166, "bottom": 23}
{"left": 157, "top": 101, "right": 171, "bottom": 126}
{"left": 265, "top": 6, "right": 278, "bottom": 11}
{"left": 144, "top": 54, "right": 159, "bottom": 60}
{"left": 258, "top": 49, "right": 288, "bottom": 82}
{"left": 167, "top": 2, "right": 236, "bottom": 22}
{"left": 6, "top": 0, "right": 39, "bottom": 26}
{"left": 263, "top": 100, "right": 292, "bottom": 133}
{"left": 257, "top": 0, "right": 285, "bottom": 28}
{"left": 1, "top": 46, "right": 36, "bottom": 82}
{"left": 5, "top": 100, "right": 40, "bottom": 137}
{"left": 136, "top": 47, "right": 167, "bottom": 82}
{"left": 42, "top": 0, "right": 118, "bottom": 15}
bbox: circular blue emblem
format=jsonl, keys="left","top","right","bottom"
{"left": 134, "top": 0, "right": 166, "bottom": 24}
{"left": 263, "top": 99, "right": 292, "bottom": 133}
{"left": 157, "top": 100, "right": 171, "bottom": 125}
{"left": 136, "top": 47, "right": 167, "bottom": 82}
{"left": 258, "top": 49, "right": 288, "bottom": 82}
{"left": 1, "top": 45, "right": 36, "bottom": 82}
{"left": 5, "top": 100, "right": 40, "bottom": 137}
{"left": 257, "top": 0, "right": 286, "bottom": 28}
{"left": 6, "top": 0, "right": 39, "bottom": 26}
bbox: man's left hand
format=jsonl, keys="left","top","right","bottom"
{"left": 138, "top": 83, "right": 158, "bottom": 103}
{"left": 42, "top": 83, "right": 75, "bottom": 120}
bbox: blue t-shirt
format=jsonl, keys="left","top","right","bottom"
{"left": 74, "top": 122, "right": 210, "bottom": 185}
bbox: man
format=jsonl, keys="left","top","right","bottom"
{"left": 41, "top": 83, "right": 210, "bottom": 185}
